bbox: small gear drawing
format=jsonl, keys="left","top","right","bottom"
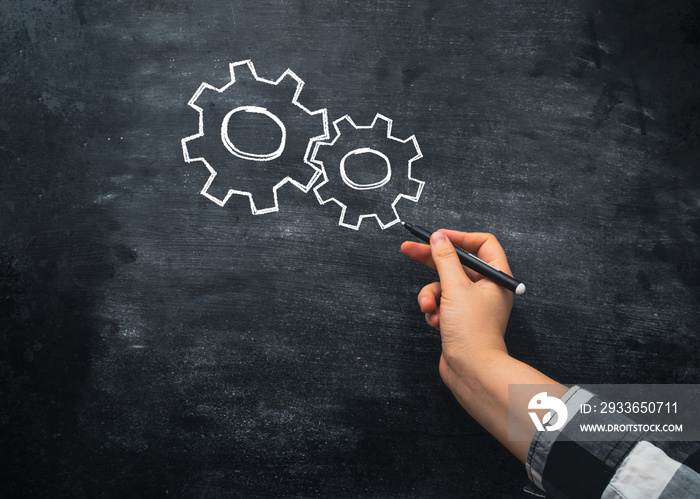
{"left": 310, "top": 114, "right": 424, "bottom": 230}
{"left": 181, "top": 60, "right": 329, "bottom": 214}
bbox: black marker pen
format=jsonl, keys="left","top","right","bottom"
{"left": 402, "top": 222, "right": 526, "bottom": 295}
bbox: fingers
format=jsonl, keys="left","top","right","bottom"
{"left": 404, "top": 230, "right": 514, "bottom": 333}
{"left": 400, "top": 241, "right": 435, "bottom": 270}
{"left": 401, "top": 232, "right": 508, "bottom": 282}
{"left": 430, "top": 231, "right": 471, "bottom": 290}
{"left": 416, "top": 282, "right": 441, "bottom": 330}
{"left": 426, "top": 311, "right": 440, "bottom": 329}
{"left": 418, "top": 282, "right": 441, "bottom": 312}
{"left": 438, "top": 230, "right": 513, "bottom": 277}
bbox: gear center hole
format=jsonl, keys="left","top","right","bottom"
{"left": 221, "top": 106, "right": 286, "bottom": 162}
{"left": 340, "top": 148, "right": 392, "bottom": 190}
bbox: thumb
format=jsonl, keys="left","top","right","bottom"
{"left": 430, "top": 230, "right": 471, "bottom": 290}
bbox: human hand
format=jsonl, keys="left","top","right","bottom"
{"left": 401, "top": 230, "right": 514, "bottom": 380}
{"left": 403, "top": 230, "right": 564, "bottom": 463}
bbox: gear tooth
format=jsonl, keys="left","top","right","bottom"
{"left": 307, "top": 139, "right": 325, "bottom": 160}
{"left": 395, "top": 174, "right": 421, "bottom": 201}
{"left": 182, "top": 136, "right": 205, "bottom": 161}
{"left": 375, "top": 202, "right": 399, "bottom": 223}
{"left": 318, "top": 173, "right": 348, "bottom": 201}
{"left": 202, "top": 175, "right": 233, "bottom": 205}
{"left": 248, "top": 184, "right": 279, "bottom": 213}
{"left": 370, "top": 127, "right": 388, "bottom": 145}
{"left": 314, "top": 181, "right": 332, "bottom": 203}
{"left": 407, "top": 139, "right": 421, "bottom": 160}
{"left": 400, "top": 152, "right": 421, "bottom": 175}
{"left": 372, "top": 116, "right": 391, "bottom": 137}
{"left": 290, "top": 161, "right": 320, "bottom": 189}
{"left": 409, "top": 177, "right": 424, "bottom": 198}
{"left": 312, "top": 109, "right": 329, "bottom": 136}
{"left": 334, "top": 117, "right": 357, "bottom": 137}
{"left": 339, "top": 205, "right": 364, "bottom": 228}
{"left": 292, "top": 109, "right": 327, "bottom": 155}
{"left": 311, "top": 142, "right": 332, "bottom": 165}
{"left": 231, "top": 61, "right": 258, "bottom": 84}
{"left": 191, "top": 85, "right": 219, "bottom": 108}
{"left": 277, "top": 71, "right": 303, "bottom": 100}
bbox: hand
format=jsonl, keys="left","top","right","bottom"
{"left": 401, "top": 230, "right": 514, "bottom": 381}
{"left": 402, "top": 230, "right": 563, "bottom": 463}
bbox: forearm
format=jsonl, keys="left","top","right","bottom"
{"left": 440, "top": 350, "right": 566, "bottom": 463}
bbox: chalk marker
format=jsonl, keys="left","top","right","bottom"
{"left": 402, "top": 222, "right": 526, "bottom": 295}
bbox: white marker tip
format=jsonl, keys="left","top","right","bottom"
{"left": 400, "top": 221, "right": 405, "bottom": 225}
{"left": 515, "top": 283, "right": 526, "bottom": 295}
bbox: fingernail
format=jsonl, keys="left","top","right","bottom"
{"left": 431, "top": 231, "right": 446, "bottom": 243}
{"left": 419, "top": 297, "right": 428, "bottom": 309}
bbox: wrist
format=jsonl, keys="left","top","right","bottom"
{"left": 440, "top": 347, "right": 512, "bottom": 400}
{"left": 441, "top": 338, "right": 509, "bottom": 382}
{"left": 460, "top": 348, "right": 512, "bottom": 385}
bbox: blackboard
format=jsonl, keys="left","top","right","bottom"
{"left": 2, "top": 1, "right": 699, "bottom": 496}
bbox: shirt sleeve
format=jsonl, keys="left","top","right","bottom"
{"left": 526, "top": 386, "right": 700, "bottom": 499}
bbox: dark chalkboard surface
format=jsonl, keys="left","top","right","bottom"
{"left": 2, "top": 1, "right": 699, "bottom": 496}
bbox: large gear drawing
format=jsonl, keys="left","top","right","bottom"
{"left": 310, "top": 114, "right": 424, "bottom": 230}
{"left": 181, "top": 60, "right": 329, "bottom": 214}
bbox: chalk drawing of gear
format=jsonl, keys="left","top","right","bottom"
{"left": 181, "top": 60, "right": 329, "bottom": 214}
{"left": 310, "top": 114, "right": 424, "bottom": 230}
